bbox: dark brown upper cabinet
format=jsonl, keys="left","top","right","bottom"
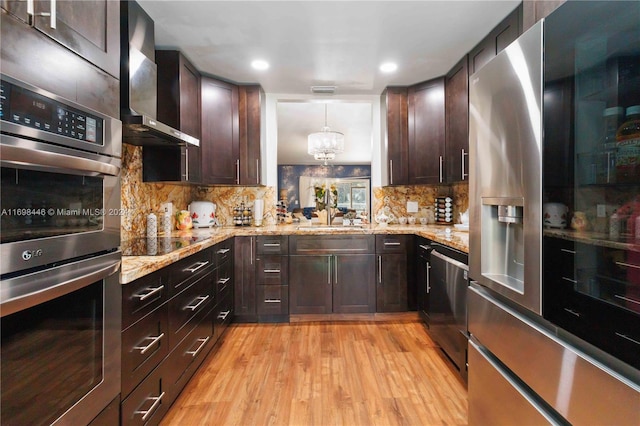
{"left": 2, "top": 0, "right": 120, "bottom": 78}
{"left": 408, "top": 78, "right": 446, "bottom": 185}
{"left": 200, "top": 76, "right": 240, "bottom": 185}
{"left": 382, "top": 87, "right": 409, "bottom": 185}
{"left": 156, "top": 50, "right": 202, "bottom": 183}
{"left": 238, "top": 85, "right": 263, "bottom": 185}
{"left": 522, "top": 0, "right": 566, "bottom": 32}
{"left": 445, "top": 56, "right": 469, "bottom": 183}
{"left": 469, "top": 5, "right": 522, "bottom": 75}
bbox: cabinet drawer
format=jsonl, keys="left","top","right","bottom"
{"left": 165, "top": 309, "right": 214, "bottom": 398}
{"left": 122, "top": 269, "right": 169, "bottom": 330}
{"left": 214, "top": 239, "right": 234, "bottom": 266}
{"left": 257, "top": 285, "right": 289, "bottom": 315}
{"left": 256, "top": 236, "right": 289, "bottom": 255}
{"left": 216, "top": 259, "right": 233, "bottom": 298}
{"left": 213, "top": 291, "right": 234, "bottom": 342}
{"left": 289, "top": 235, "right": 375, "bottom": 254}
{"left": 169, "top": 250, "right": 212, "bottom": 296}
{"left": 256, "top": 256, "right": 288, "bottom": 285}
{"left": 121, "top": 306, "right": 170, "bottom": 399}
{"left": 169, "top": 270, "right": 214, "bottom": 348}
{"left": 121, "top": 364, "right": 169, "bottom": 426}
{"left": 376, "top": 234, "right": 410, "bottom": 254}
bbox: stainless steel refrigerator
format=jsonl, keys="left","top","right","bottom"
{"left": 468, "top": 2, "right": 640, "bottom": 424}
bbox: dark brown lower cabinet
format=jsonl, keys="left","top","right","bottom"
{"left": 376, "top": 254, "right": 408, "bottom": 312}
{"left": 288, "top": 239, "right": 376, "bottom": 315}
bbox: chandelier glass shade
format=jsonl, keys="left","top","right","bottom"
{"left": 308, "top": 105, "right": 344, "bottom": 164}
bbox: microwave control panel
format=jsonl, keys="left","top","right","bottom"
{"left": 0, "top": 79, "right": 104, "bottom": 145}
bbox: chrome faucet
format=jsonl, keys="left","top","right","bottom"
{"left": 324, "top": 189, "right": 334, "bottom": 225}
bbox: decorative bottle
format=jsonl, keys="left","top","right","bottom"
{"left": 146, "top": 211, "right": 157, "bottom": 238}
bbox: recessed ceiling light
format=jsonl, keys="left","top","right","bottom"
{"left": 251, "top": 60, "right": 269, "bottom": 70}
{"left": 380, "top": 62, "right": 398, "bottom": 73}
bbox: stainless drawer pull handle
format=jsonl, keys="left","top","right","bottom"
{"left": 384, "top": 242, "right": 401, "bottom": 246}
{"left": 135, "top": 285, "right": 164, "bottom": 301}
{"left": 615, "top": 332, "right": 640, "bottom": 346}
{"left": 560, "top": 249, "right": 576, "bottom": 254}
{"left": 264, "top": 299, "right": 281, "bottom": 303}
{"left": 217, "top": 248, "right": 231, "bottom": 254}
{"left": 183, "top": 261, "right": 209, "bottom": 273}
{"left": 185, "top": 295, "right": 210, "bottom": 311}
{"left": 615, "top": 261, "right": 640, "bottom": 270}
{"left": 136, "top": 391, "right": 166, "bottom": 421}
{"left": 135, "top": 333, "right": 165, "bottom": 355}
{"left": 563, "top": 308, "right": 581, "bottom": 318}
{"left": 418, "top": 245, "right": 431, "bottom": 251}
{"left": 218, "top": 277, "right": 231, "bottom": 285}
{"left": 614, "top": 294, "right": 640, "bottom": 306}
{"left": 263, "top": 269, "right": 281, "bottom": 273}
{"left": 461, "top": 148, "right": 468, "bottom": 180}
{"left": 186, "top": 336, "right": 210, "bottom": 357}
{"left": 217, "top": 310, "right": 231, "bottom": 320}
{"left": 263, "top": 243, "right": 281, "bottom": 247}
{"left": 561, "top": 277, "right": 577, "bottom": 284}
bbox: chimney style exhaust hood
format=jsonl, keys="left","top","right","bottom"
{"left": 120, "top": 1, "right": 199, "bottom": 147}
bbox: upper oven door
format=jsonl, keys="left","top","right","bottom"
{"left": 0, "top": 75, "right": 121, "bottom": 159}
{"left": 0, "top": 134, "right": 121, "bottom": 275}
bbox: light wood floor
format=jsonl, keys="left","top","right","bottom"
{"left": 161, "top": 318, "right": 468, "bottom": 426}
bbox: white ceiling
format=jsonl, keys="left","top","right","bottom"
{"left": 138, "top": 0, "right": 521, "bottom": 164}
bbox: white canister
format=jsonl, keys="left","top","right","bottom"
{"left": 146, "top": 211, "right": 157, "bottom": 238}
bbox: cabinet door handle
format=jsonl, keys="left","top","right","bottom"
{"left": 134, "top": 333, "right": 165, "bottom": 355}
{"left": 563, "top": 308, "right": 581, "bottom": 318}
{"left": 263, "top": 243, "right": 281, "bottom": 247}
{"left": 185, "top": 146, "right": 189, "bottom": 180}
{"left": 615, "top": 261, "right": 640, "bottom": 270}
{"left": 614, "top": 294, "right": 640, "bottom": 306}
{"left": 419, "top": 245, "right": 431, "bottom": 251}
{"left": 236, "top": 159, "right": 240, "bottom": 184}
{"left": 263, "top": 269, "right": 281, "bottom": 273}
{"left": 461, "top": 148, "right": 468, "bottom": 180}
{"left": 384, "top": 242, "right": 401, "bottom": 246}
{"left": 561, "top": 248, "right": 576, "bottom": 254}
{"left": 327, "top": 257, "right": 331, "bottom": 285}
{"left": 218, "top": 277, "right": 231, "bottom": 285}
{"left": 27, "top": 0, "right": 56, "bottom": 29}
{"left": 562, "top": 277, "right": 577, "bottom": 284}
{"left": 217, "top": 310, "right": 231, "bottom": 320}
{"left": 217, "top": 248, "right": 231, "bottom": 254}
{"left": 264, "top": 299, "right": 281, "bottom": 303}
{"left": 183, "top": 261, "right": 209, "bottom": 273}
{"left": 439, "top": 156, "right": 443, "bottom": 183}
{"left": 135, "top": 285, "right": 164, "bottom": 302}
{"left": 250, "top": 237, "right": 253, "bottom": 266}
{"left": 186, "top": 336, "right": 210, "bottom": 357}
{"left": 184, "top": 295, "right": 210, "bottom": 311}
{"left": 615, "top": 332, "right": 640, "bottom": 346}
{"left": 135, "top": 391, "right": 166, "bottom": 422}
{"left": 389, "top": 159, "right": 394, "bottom": 185}
{"left": 426, "top": 263, "right": 431, "bottom": 293}
{"left": 334, "top": 255, "right": 338, "bottom": 285}
{"left": 378, "top": 255, "right": 382, "bottom": 284}
{"left": 256, "top": 158, "right": 260, "bottom": 185}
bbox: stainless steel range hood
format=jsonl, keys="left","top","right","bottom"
{"left": 120, "top": 1, "right": 199, "bottom": 147}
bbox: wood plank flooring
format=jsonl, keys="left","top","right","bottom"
{"left": 160, "top": 319, "right": 468, "bottom": 426}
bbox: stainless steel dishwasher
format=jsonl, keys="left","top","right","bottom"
{"left": 429, "top": 242, "right": 469, "bottom": 381}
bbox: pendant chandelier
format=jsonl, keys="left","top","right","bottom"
{"left": 308, "top": 104, "right": 344, "bottom": 165}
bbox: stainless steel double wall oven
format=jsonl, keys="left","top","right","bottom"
{"left": 0, "top": 75, "right": 122, "bottom": 425}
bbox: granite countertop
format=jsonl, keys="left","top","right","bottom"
{"left": 120, "top": 224, "right": 469, "bottom": 284}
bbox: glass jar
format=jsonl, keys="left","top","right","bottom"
{"left": 616, "top": 105, "right": 640, "bottom": 183}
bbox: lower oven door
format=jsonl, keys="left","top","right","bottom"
{"left": 1, "top": 250, "right": 121, "bottom": 426}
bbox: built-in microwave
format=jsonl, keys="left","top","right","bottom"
{"left": 0, "top": 75, "right": 122, "bottom": 275}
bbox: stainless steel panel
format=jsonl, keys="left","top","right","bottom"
{"left": 468, "top": 339, "right": 563, "bottom": 425}
{"left": 469, "top": 21, "right": 543, "bottom": 314}
{"left": 468, "top": 284, "right": 640, "bottom": 425}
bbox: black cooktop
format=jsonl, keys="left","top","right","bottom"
{"left": 121, "top": 236, "right": 210, "bottom": 256}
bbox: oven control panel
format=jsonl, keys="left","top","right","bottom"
{"left": 0, "top": 79, "right": 104, "bottom": 145}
